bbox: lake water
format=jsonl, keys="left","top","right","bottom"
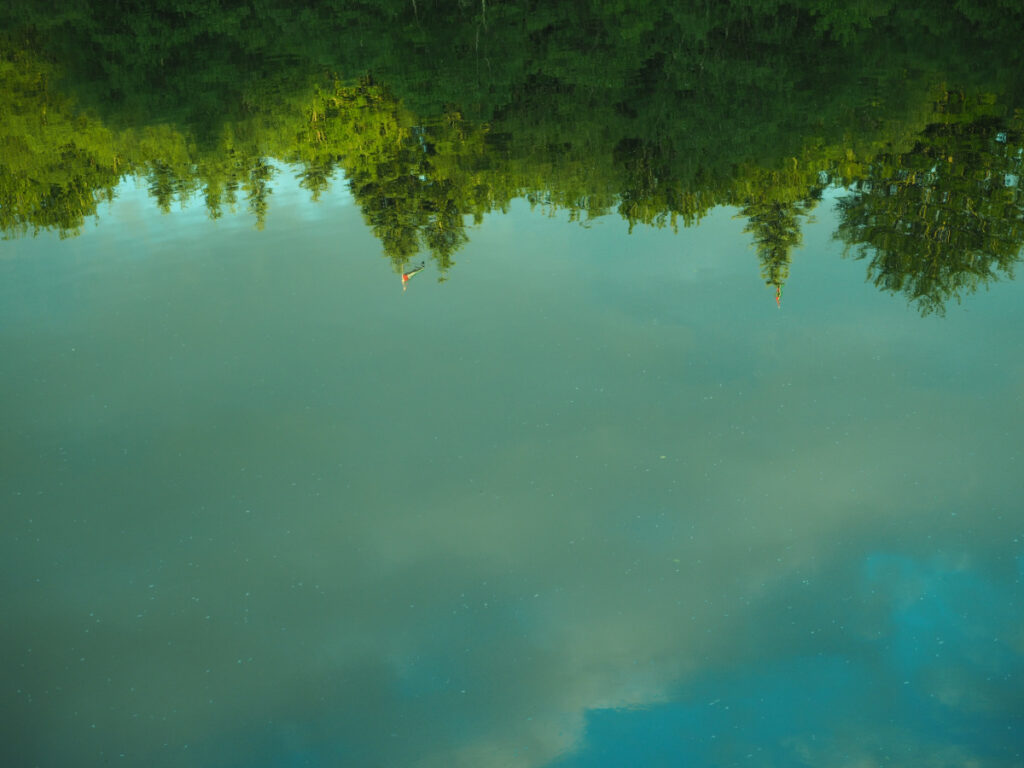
{"left": 3, "top": 171, "right": 1022, "bottom": 767}
{"left": 4, "top": 1, "right": 1024, "bottom": 764}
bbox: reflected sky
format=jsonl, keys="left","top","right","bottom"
{"left": 2, "top": 176, "right": 1023, "bottom": 768}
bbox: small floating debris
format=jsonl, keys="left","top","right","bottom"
{"left": 402, "top": 262, "right": 426, "bottom": 292}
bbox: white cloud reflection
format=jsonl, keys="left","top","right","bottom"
{"left": 2, "top": 196, "right": 1022, "bottom": 768}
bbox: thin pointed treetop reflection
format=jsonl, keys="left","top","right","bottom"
{"left": 1, "top": 2, "right": 1023, "bottom": 311}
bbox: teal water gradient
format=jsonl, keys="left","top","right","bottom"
{"left": 2, "top": 176, "right": 1022, "bottom": 767}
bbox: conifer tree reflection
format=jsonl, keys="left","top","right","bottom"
{"left": 245, "top": 159, "right": 275, "bottom": 231}
{"left": 298, "top": 162, "right": 335, "bottom": 204}
{"left": 3, "top": 2, "right": 1024, "bottom": 310}
{"left": 741, "top": 198, "right": 809, "bottom": 306}
{"left": 735, "top": 165, "right": 825, "bottom": 306}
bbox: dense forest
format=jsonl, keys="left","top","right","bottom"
{"left": 2, "top": 0, "right": 1023, "bottom": 312}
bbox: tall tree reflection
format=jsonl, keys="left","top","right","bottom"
{"left": 2, "top": 1, "right": 1023, "bottom": 310}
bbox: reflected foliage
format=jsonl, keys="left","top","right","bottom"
{"left": 0, "top": 44, "right": 120, "bottom": 238}
{"left": 836, "top": 106, "right": 1024, "bottom": 314}
{"left": 2, "top": 0, "right": 1024, "bottom": 309}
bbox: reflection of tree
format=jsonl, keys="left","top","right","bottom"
{"left": 835, "top": 118, "right": 1024, "bottom": 314}
{"left": 736, "top": 165, "right": 825, "bottom": 304}
{"left": 743, "top": 200, "right": 801, "bottom": 303}
{"left": 297, "top": 162, "right": 335, "bottom": 203}
{"left": 345, "top": 121, "right": 476, "bottom": 273}
{"left": 245, "top": 159, "right": 275, "bottom": 231}
{"left": 146, "top": 161, "right": 199, "bottom": 214}
{"left": 354, "top": 174, "right": 471, "bottom": 272}
{"left": 3, "top": 2, "right": 1024, "bottom": 309}
{"left": 356, "top": 177, "right": 424, "bottom": 266}
{"left": 614, "top": 139, "right": 721, "bottom": 232}
{"left": 421, "top": 193, "right": 469, "bottom": 272}
{"left": 0, "top": 42, "right": 122, "bottom": 238}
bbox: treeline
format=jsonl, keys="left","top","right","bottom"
{"left": 1, "top": 0, "right": 1023, "bottom": 312}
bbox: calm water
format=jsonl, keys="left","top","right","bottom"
{"left": 3, "top": 174, "right": 1023, "bottom": 767}
{"left": 3, "top": 1, "right": 1024, "bottom": 765}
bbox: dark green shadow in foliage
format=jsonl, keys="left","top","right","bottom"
{"left": 836, "top": 105, "right": 1023, "bottom": 315}
{"left": 2, "top": 0, "right": 1023, "bottom": 310}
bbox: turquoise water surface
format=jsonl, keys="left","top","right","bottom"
{"left": 3, "top": 173, "right": 1022, "bottom": 766}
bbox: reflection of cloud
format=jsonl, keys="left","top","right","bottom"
{"left": 3, "top": 199, "right": 1024, "bottom": 768}
{"left": 550, "top": 554, "right": 1023, "bottom": 768}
